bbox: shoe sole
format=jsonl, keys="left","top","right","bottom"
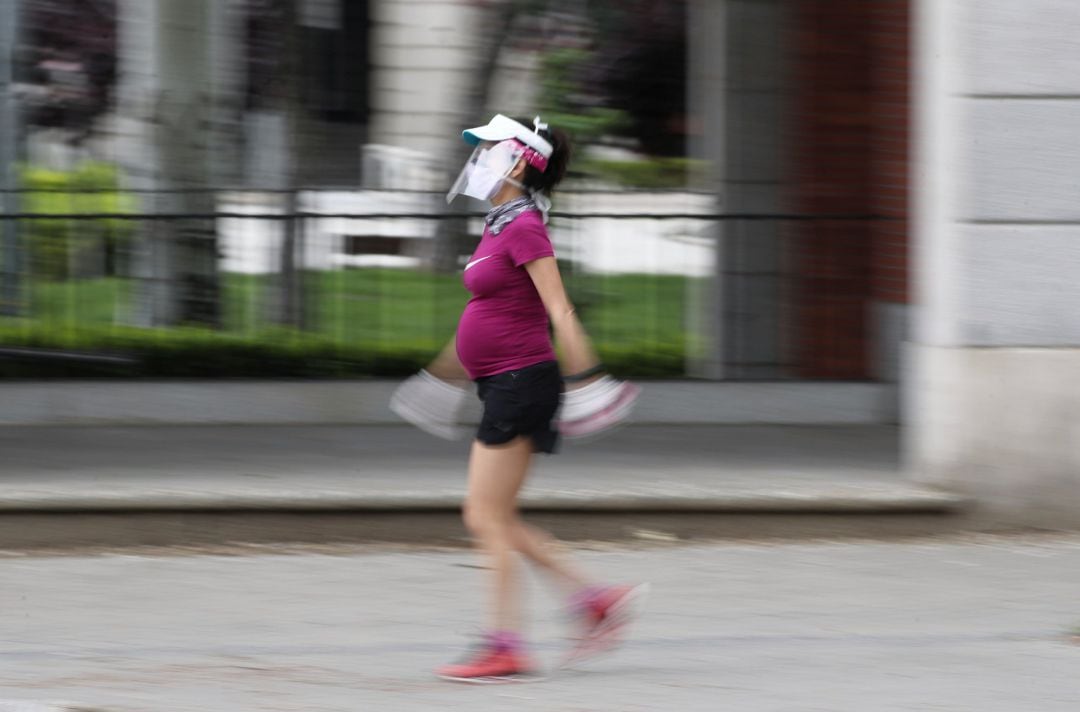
{"left": 436, "top": 672, "right": 545, "bottom": 685}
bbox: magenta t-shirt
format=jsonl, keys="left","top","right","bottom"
{"left": 456, "top": 210, "right": 557, "bottom": 379}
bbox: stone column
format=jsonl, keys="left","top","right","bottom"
{"left": 719, "top": 0, "right": 791, "bottom": 380}
{"left": 687, "top": 0, "right": 790, "bottom": 379}
{"left": 909, "top": 0, "right": 1080, "bottom": 524}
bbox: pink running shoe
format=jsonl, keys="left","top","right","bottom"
{"left": 563, "top": 583, "right": 650, "bottom": 666}
{"left": 436, "top": 632, "right": 539, "bottom": 684}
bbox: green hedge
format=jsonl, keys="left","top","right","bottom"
{"left": 0, "top": 325, "right": 685, "bottom": 379}
{"left": 0, "top": 268, "right": 692, "bottom": 379}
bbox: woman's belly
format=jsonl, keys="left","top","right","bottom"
{"left": 456, "top": 300, "right": 556, "bottom": 379}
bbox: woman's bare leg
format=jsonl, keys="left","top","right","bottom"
{"left": 464, "top": 437, "right": 593, "bottom": 631}
{"left": 509, "top": 519, "right": 591, "bottom": 595}
{"left": 464, "top": 436, "right": 534, "bottom": 631}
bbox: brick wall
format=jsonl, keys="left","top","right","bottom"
{"left": 869, "top": 0, "right": 910, "bottom": 305}
{"left": 789, "top": 0, "right": 910, "bottom": 379}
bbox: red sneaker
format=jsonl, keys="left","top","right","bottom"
{"left": 564, "top": 583, "right": 649, "bottom": 666}
{"left": 436, "top": 639, "right": 537, "bottom": 683}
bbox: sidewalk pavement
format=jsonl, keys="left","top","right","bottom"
{"left": 0, "top": 425, "right": 960, "bottom": 513}
{"left": 0, "top": 535, "right": 1078, "bottom": 711}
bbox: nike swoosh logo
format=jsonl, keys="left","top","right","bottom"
{"left": 464, "top": 255, "right": 494, "bottom": 272}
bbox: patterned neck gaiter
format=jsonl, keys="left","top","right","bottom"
{"left": 485, "top": 195, "right": 537, "bottom": 235}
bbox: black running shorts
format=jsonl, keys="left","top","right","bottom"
{"left": 475, "top": 360, "right": 562, "bottom": 454}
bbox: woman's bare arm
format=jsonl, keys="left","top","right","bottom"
{"left": 426, "top": 335, "right": 470, "bottom": 385}
{"left": 524, "top": 256, "right": 601, "bottom": 377}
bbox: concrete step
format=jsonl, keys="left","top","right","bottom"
{"left": 0, "top": 480, "right": 969, "bottom": 550}
{"left": 0, "top": 424, "right": 973, "bottom": 548}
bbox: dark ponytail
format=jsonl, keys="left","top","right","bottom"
{"left": 513, "top": 117, "right": 571, "bottom": 196}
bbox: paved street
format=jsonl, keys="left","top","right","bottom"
{"left": 1, "top": 535, "right": 1079, "bottom": 711}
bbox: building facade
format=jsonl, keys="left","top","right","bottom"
{"left": 7, "top": 0, "right": 1078, "bottom": 524}
{"left": 909, "top": 0, "right": 1080, "bottom": 526}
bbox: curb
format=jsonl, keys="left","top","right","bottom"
{"left": 0, "top": 381, "right": 897, "bottom": 426}
{"left": 0, "top": 704, "right": 110, "bottom": 712}
{"left": 0, "top": 488, "right": 967, "bottom": 514}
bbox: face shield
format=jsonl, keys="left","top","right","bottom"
{"left": 445, "top": 139, "right": 526, "bottom": 205}
{"left": 446, "top": 114, "right": 555, "bottom": 206}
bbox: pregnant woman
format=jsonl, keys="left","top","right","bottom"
{"left": 394, "top": 114, "right": 645, "bottom": 683}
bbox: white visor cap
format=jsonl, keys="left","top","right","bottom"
{"left": 462, "top": 114, "right": 554, "bottom": 160}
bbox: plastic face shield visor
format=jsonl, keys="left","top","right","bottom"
{"left": 446, "top": 139, "right": 528, "bottom": 205}
{"left": 446, "top": 114, "right": 553, "bottom": 205}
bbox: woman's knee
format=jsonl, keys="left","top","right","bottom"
{"left": 462, "top": 502, "right": 514, "bottom": 540}
{"left": 461, "top": 502, "right": 481, "bottom": 536}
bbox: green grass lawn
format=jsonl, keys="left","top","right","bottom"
{"left": 0, "top": 269, "right": 693, "bottom": 377}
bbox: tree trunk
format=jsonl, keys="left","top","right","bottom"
{"left": 432, "top": 0, "right": 530, "bottom": 273}
{"left": 121, "top": 0, "right": 231, "bottom": 326}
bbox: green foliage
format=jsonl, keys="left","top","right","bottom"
{"left": 530, "top": 3, "right": 687, "bottom": 156}
{"left": 537, "top": 48, "right": 631, "bottom": 146}
{"left": 19, "top": 162, "right": 135, "bottom": 281}
{"left": 0, "top": 323, "right": 684, "bottom": 379}
{"left": 0, "top": 324, "right": 388, "bottom": 378}
{"left": 576, "top": 157, "right": 708, "bottom": 189}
